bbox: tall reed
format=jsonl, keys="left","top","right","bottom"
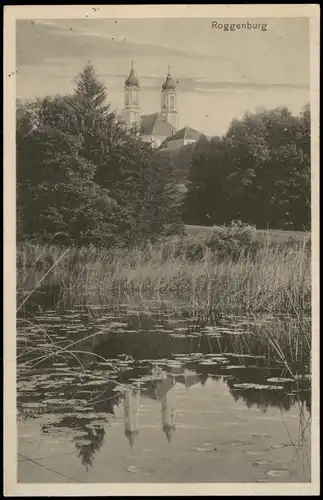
{"left": 17, "top": 233, "right": 311, "bottom": 315}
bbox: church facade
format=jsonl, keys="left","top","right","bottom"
{"left": 120, "top": 61, "right": 200, "bottom": 149}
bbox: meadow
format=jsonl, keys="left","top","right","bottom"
{"left": 186, "top": 224, "right": 310, "bottom": 244}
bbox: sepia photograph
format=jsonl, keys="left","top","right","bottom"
{"left": 4, "top": 4, "right": 320, "bottom": 496}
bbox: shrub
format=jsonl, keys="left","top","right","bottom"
{"left": 184, "top": 242, "right": 206, "bottom": 261}
{"left": 204, "top": 220, "right": 256, "bottom": 261}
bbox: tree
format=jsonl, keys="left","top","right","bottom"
{"left": 159, "top": 142, "right": 196, "bottom": 184}
{"left": 16, "top": 102, "right": 116, "bottom": 245}
{"left": 183, "top": 104, "right": 311, "bottom": 230}
{"left": 16, "top": 65, "right": 124, "bottom": 245}
{"left": 182, "top": 135, "right": 234, "bottom": 225}
{"left": 97, "top": 139, "right": 183, "bottom": 247}
{"left": 16, "top": 63, "right": 183, "bottom": 246}
{"left": 72, "top": 63, "right": 126, "bottom": 162}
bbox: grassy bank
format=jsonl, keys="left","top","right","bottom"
{"left": 17, "top": 227, "right": 311, "bottom": 315}
{"left": 185, "top": 225, "right": 310, "bottom": 244}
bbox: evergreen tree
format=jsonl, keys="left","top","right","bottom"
{"left": 16, "top": 63, "right": 183, "bottom": 246}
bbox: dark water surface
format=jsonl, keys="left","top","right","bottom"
{"left": 17, "top": 294, "right": 311, "bottom": 483}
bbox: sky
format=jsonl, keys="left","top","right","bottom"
{"left": 16, "top": 17, "right": 310, "bottom": 136}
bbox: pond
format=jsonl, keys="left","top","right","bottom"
{"left": 17, "top": 292, "right": 311, "bottom": 483}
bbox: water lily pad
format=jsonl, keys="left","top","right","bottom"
{"left": 252, "top": 460, "right": 272, "bottom": 466}
{"left": 23, "top": 402, "right": 47, "bottom": 408}
{"left": 225, "top": 365, "right": 246, "bottom": 370}
{"left": 266, "top": 469, "right": 289, "bottom": 478}
{"left": 44, "top": 399, "right": 66, "bottom": 405}
{"left": 109, "top": 322, "right": 128, "bottom": 328}
{"left": 192, "top": 447, "right": 213, "bottom": 452}
{"left": 126, "top": 465, "right": 153, "bottom": 474}
{"left": 245, "top": 451, "right": 266, "bottom": 456}
{"left": 73, "top": 438, "right": 92, "bottom": 446}
{"left": 266, "top": 377, "right": 294, "bottom": 383}
{"left": 232, "top": 383, "right": 283, "bottom": 390}
{"left": 166, "top": 361, "right": 183, "bottom": 368}
{"left": 113, "top": 385, "right": 132, "bottom": 393}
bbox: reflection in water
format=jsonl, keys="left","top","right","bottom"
{"left": 44, "top": 415, "right": 106, "bottom": 469}
{"left": 124, "top": 389, "right": 140, "bottom": 448}
{"left": 17, "top": 298, "right": 311, "bottom": 481}
{"left": 145, "top": 375, "right": 177, "bottom": 443}
{"left": 18, "top": 361, "right": 311, "bottom": 469}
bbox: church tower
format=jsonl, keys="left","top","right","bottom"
{"left": 124, "top": 61, "right": 140, "bottom": 127}
{"left": 161, "top": 65, "right": 178, "bottom": 130}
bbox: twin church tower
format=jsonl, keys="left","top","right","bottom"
{"left": 121, "top": 61, "right": 179, "bottom": 145}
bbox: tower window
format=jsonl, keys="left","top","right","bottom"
{"left": 170, "top": 95, "right": 175, "bottom": 109}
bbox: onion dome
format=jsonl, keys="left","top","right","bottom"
{"left": 162, "top": 65, "right": 176, "bottom": 90}
{"left": 162, "top": 423, "right": 176, "bottom": 443}
{"left": 125, "top": 60, "right": 140, "bottom": 88}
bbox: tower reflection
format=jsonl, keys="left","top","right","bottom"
{"left": 121, "top": 367, "right": 204, "bottom": 445}
{"left": 123, "top": 388, "right": 140, "bottom": 448}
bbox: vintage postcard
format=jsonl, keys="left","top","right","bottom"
{"left": 4, "top": 4, "right": 320, "bottom": 496}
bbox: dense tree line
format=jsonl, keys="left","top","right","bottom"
{"left": 182, "top": 105, "right": 311, "bottom": 231}
{"left": 17, "top": 63, "right": 310, "bottom": 246}
{"left": 17, "top": 64, "right": 183, "bottom": 247}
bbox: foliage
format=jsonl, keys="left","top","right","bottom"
{"left": 182, "top": 135, "right": 232, "bottom": 226}
{"left": 204, "top": 221, "right": 256, "bottom": 261}
{"left": 96, "top": 140, "right": 183, "bottom": 247}
{"left": 159, "top": 142, "right": 196, "bottom": 184}
{"left": 183, "top": 106, "right": 311, "bottom": 231}
{"left": 17, "top": 230, "right": 311, "bottom": 315}
{"left": 16, "top": 63, "right": 182, "bottom": 247}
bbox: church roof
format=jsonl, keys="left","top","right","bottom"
{"left": 143, "top": 376, "right": 176, "bottom": 400}
{"left": 170, "top": 126, "right": 201, "bottom": 142}
{"left": 140, "top": 113, "right": 176, "bottom": 137}
{"left": 177, "top": 374, "right": 202, "bottom": 388}
{"left": 160, "top": 126, "right": 201, "bottom": 148}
